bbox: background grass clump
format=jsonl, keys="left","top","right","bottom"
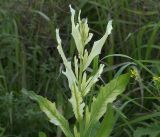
{"left": 0, "top": 0, "right": 160, "bottom": 137}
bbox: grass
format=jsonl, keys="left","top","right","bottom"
{"left": 0, "top": 0, "right": 160, "bottom": 137}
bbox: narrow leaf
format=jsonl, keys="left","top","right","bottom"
{"left": 56, "top": 29, "right": 77, "bottom": 89}
{"left": 83, "top": 20, "right": 113, "bottom": 70}
{"left": 82, "top": 64, "right": 104, "bottom": 96}
{"left": 69, "top": 5, "right": 83, "bottom": 55}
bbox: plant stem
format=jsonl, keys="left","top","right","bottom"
{"left": 78, "top": 55, "right": 84, "bottom": 137}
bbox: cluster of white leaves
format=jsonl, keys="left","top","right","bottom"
{"left": 56, "top": 5, "right": 112, "bottom": 121}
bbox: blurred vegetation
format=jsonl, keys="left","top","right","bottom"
{"left": 0, "top": 0, "right": 160, "bottom": 137}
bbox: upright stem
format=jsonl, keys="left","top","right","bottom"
{"left": 78, "top": 58, "right": 83, "bottom": 88}
{"left": 78, "top": 54, "right": 84, "bottom": 137}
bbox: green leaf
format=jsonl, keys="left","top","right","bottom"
{"left": 38, "top": 132, "right": 47, "bottom": 137}
{"left": 74, "top": 126, "right": 80, "bottom": 137}
{"left": 91, "top": 73, "right": 129, "bottom": 122}
{"left": 94, "top": 104, "right": 115, "bottom": 137}
{"left": 85, "top": 73, "right": 129, "bottom": 137}
{"left": 0, "top": 127, "right": 5, "bottom": 137}
{"left": 22, "top": 89, "right": 73, "bottom": 137}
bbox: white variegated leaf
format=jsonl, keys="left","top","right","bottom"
{"left": 69, "top": 5, "right": 83, "bottom": 55}
{"left": 69, "top": 84, "right": 85, "bottom": 121}
{"left": 56, "top": 29, "right": 77, "bottom": 89}
{"left": 82, "top": 64, "right": 104, "bottom": 96}
{"left": 69, "top": 5, "right": 92, "bottom": 56}
{"left": 83, "top": 20, "right": 113, "bottom": 71}
{"left": 85, "top": 33, "right": 93, "bottom": 45}
{"left": 81, "top": 72, "right": 87, "bottom": 92}
{"left": 74, "top": 56, "right": 79, "bottom": 79}
{"left": 82, "top": 49, "right": 89, "bottom": 67}
{"left": 78, "top": 9, "right": 91, "bottom": 46}
{"left": 85, "top": 106, "right": 91, "bottom": 129}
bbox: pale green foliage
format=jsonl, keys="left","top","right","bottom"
{"left": 22, "top": 89, "right": 73, "bottom": 137}
{"left": 56, "top": 29, "right": 77, "bottom": 90}
{"left": 70, "top": 5, "right": 93, "bottom": 56}
{"left": 69, "top": 84, "right": 85, "bottom": 121}
{"left": 82, "top": 64, "right": 105, "bottom": 96}
{"left": 74, "top": 126, "right": 80, "bottom": 137}
{"left": 83, "top": 20, "right": 112, "bottom": 70}
{"left": 90, "top": 73, "right": 129, "bottom": 122}
{"left": 25, "top": 5, "right": 130, "bottom": 137}
{"left": 56, "top": 5, "right": 113, "bottom": 122}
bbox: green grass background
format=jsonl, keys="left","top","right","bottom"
{"left": 0, "top": 0, "right": 160, "bottom": 137}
